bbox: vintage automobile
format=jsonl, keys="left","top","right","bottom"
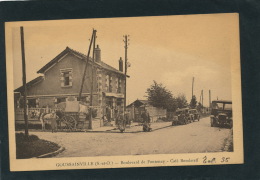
{"left": 210, "top": 100, "right": 232, "bottom": 128}
{"left": 188, "top": 109, "right": 200, "bottom": 122}
{"left": 172, "top": 108, "right": 189, "bottom": 125}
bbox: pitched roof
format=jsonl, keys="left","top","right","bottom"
{"left": 37, "top": 47, "right": 128, "bottom": 77}
{"left": 14, "top": 76, "right": 44, "bottom": 93}
{"left": 126, "top": 99, "right": 151, "bottom": 108}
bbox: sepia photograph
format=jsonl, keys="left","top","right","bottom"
{"left": 5, "top": 13, "right": 243, "bottom": 171}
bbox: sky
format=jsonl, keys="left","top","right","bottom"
{"left": 8, "top": 13, "right": 239, "bottom": 106}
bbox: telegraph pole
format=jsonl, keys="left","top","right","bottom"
{"left": 123, "top": 35, "right": 129, "bottom": 118}
{"left": 89, "top": 29, "right": 97, "bottom": 129}
{"left": 192, "top": 77, "right": 194, "bottom": 98}
{"left": 209, "top": 90, "right": 211, "bottom": 108}
{"left": 79, "top": 30, "right": 95, "bottom": 100}
{"left": 20, "top": 27, "right": 29, "bottom": 138}
{"left": 202, "top": 90, "right": 204, "bottom": 107}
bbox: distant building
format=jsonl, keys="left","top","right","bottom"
{"left": 14, "top": 46, "right": 129, "bottom": 128}
{"left": 126, "top": 99, "right": 167, "bottom": 122}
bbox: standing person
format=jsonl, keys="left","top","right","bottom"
{"left": 141, "top": 109, "right": 150, "bottom": 123}
{"left": 117, "top": 111, "right": 125, "bottom": 132}
{"left": 141, "top": 109, "right": 151, "bottom": 132}
{"left": 39, "top": 109, "right": 46, "bottom": 131}
{"left": 106, "top": 106, "right": 111, "bottom": 122}
{"left": 114, "top": 109, "right": 118, "bottom": 126}
{"left": 50, "top": 111, "right": 57, "bottom": 133}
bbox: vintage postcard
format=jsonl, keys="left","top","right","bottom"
{"left": 5, "top": 13, "right": 243, "bottom": 171}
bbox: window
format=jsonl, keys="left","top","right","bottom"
{"left": 105, "top": 74, "right": 112, "bottom": 92}
{"left": 109, "top": 76, "right": 112, "bottom": 92}
{"left": 57, "top": 97, "right": 66, "bottom": 104}
{"left": 64, "top": 72, "right": 70, "bottom": 86}
{"left": 105, "top": 74, "right": 109, "bottom": 91}
{"left": 117, "top": 99, "right": 122, "bottom": 106}
{"left": 60, "top": 69, "right": 72, "bottom": 87}
{"left": 224, "top": 103, "right": 232, "bottom": 110}
{"left": 118, "top": 77, "right": 121, "bottom": 93}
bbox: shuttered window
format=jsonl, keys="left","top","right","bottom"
{"left": 109, "top": 76, "right": 112, "bottom": 92}
{"left": 105, "top": 75, "right": 109, "bottom": 91}
{"left": 118, "top": 78, "right": 122, "bottom": 93}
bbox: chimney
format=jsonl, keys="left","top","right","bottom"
{"left": 94, "top": 45, "right": 101, "bottom": 62}
{"left": 119, "top": 57, "right": 123, "bottom": 72}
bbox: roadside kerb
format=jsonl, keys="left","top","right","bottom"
{"left": 31, "top": 146, "right": 65, "bottom": 159}
{"left": 85, "top": 122, "right": 173, "bottom": 133}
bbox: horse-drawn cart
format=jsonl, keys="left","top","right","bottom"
{"left": 55, "top": 102, "right": 92, "bottom": 132}
{"left": 56, "top": 111, "right": 78, "bottom": 132}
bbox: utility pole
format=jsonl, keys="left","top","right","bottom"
{"left": 209, "top": 90, "right": 211, "bottom": 108}
{"left": 89, "top": 29, "right": 97, "bottom": 130}
{"left": 123, "top": 35, "right": 129, "bottom": 118}
{"left": 192, "top": 77, "right": 194, "bottom": 98}
{"left": 199, "top": 91, "right": 201, "bottom": 104}
{"left": 202, "top": 90, "right": 204, "bottom": 107}
{"left": 79, "top": 30, "right": 95, "bottom": 100}
{"left": 20, "top": 27, "right": 29, "bottom": 138}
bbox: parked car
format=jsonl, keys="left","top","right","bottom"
{"left": 188, "top": 109, "right": 200, "bottom": 122}
{"left": 210, "top": 100, "right": 232, "bottom": 128}
{"left": 172, "top": 108, "right": 189, "bottom": 125}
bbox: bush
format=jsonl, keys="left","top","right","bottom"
{"left": 16, "top": 132, "right": 60, "bottom": 159}
{"left": 16, "top": 132, "right": 39, "bottom": 142}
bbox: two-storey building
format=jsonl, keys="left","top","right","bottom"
{"left": 14, "top": 45, "right": 128, "bottom": 128}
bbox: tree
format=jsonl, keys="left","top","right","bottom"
{"left": 176, "top": 94, "right": 188, "bottom": 108}
{"left": 190, "top": 95, "right": 197, "bottom": 109}
{"left": 146, "top": 81, "right": 176, "bottom": 111}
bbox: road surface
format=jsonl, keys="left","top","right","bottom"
{"left": 29, "top": 116, "right": 232, "bottom": 157}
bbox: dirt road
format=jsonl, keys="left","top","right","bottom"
{"left": 29, "top": 117, "right": 232, "bottom": 157}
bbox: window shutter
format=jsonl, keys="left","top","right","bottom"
{"left": 110, "top": 76, "right": 113, "bottom": 92}
{"left": 115, "top": 78, "right": 118, "bottom": 93}
{"left": 105, "top": 75, "right": 109, "bottom": 91}
{"left": 60, "top": 73, "right": 64, "bottom": 87}
{"left": 69, "top": 72, "right": 72, "bottom": 86}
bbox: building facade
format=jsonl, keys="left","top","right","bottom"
{"left": 14, "top": 46, "right": 128, "bottom": 128}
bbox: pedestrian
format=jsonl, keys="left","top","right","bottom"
{"left": 106, "top": 106, "right": 111, "bottom": 122}
{"left": 50, "top": 111, "right": 57, "bottom": 133}
{"left": 141, "top": 109, "right": 151, "bottom": 132}
{"left": 141, "top": 109, "right": 150, "bottom": 123}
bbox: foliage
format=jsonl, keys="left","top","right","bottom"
{"left": 16, "top": 132, "right": 39, "bottom": 142}
{"left": 190, "top": 95, "right": 197, "bottom": 109}
{"left": 146, "top": 81, "right": 176, "bottom": 111}
{"left": 176, "top": 94, "right": 188, "bottom": 109}
{"left": 16, "top": 133, "right": 60, "bottom": 159}
{"left": 146, "top": 81, "right": 190, "bottom": 112}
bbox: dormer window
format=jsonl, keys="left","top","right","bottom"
{"left": 60, "top": 68, "right": 72, "bottom": 87}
